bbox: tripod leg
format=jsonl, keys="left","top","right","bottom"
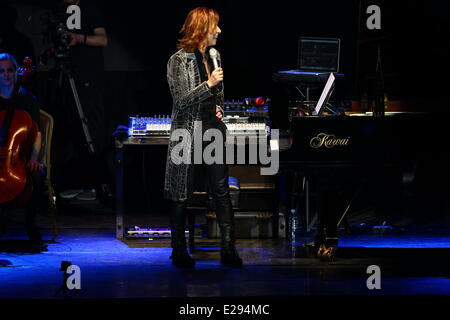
{"left": 67, "top": 76, "right": 95, "bottom": 155}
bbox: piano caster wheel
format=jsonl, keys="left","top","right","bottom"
{"left": 317, "top": 245, "right": 337, "bottom": 261}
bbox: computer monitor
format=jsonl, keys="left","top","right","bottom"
{"left": 298, "top": 37, "right": 340, "bottom": 73}
{"left": 313, "top": 72, "right": 335, "bottom": 115}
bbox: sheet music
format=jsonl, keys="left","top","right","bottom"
{"left": 313, "top": 73, "right": 335, "bottom": 115}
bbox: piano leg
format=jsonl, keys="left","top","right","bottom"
{"left": 314, "top": 172, "right": 354, "bottom": 261}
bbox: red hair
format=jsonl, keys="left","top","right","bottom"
{"left": 177, "top": 7, "right": 219, "bottom": 52}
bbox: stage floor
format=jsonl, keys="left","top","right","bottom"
{"left": 1, "top": 228, "right": 450, "bottom": 300}
{"left": 1, "top": 197, "right": 450, "bottom": 317}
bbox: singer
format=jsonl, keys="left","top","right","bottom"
{"left": 164, "top": 7, "right": 242, "bottom": 268}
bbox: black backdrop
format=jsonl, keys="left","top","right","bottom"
{"left": 102, "top": 0, "right": 450, "bottom": 112}
{"left": 4, "top": 0, "right": 450, "bottom": 122}
{"left": 2, "top": 0, "right": 450, "bottom": 216}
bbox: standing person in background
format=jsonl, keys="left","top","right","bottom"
{"left": 55, "top": 0, "right": 109, "bottom": 202}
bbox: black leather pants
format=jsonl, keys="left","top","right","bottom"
{"left": 207, "top": 163, "right": 232, "bottom": 218}
{"left": 170, "top": 163, "right": 234, "bottom": 249}
{"left": 206, "top": 164, "right": 235, "bottom": 249}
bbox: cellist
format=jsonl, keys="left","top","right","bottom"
{"left": 0, "top": 53, "right": 44, "bottom": 242}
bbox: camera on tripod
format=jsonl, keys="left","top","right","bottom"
{"left": 37, "top": 6, "right": 96, "bottom": 155}
{"left": 54, "top": 21, "right": 72, "bottom": 59}
{"left": 39, "top": 11, "right": 73, "bottom": 65}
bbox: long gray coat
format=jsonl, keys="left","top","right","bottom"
{"left": 164, "top": 49, "right": 224, "bottom": 201}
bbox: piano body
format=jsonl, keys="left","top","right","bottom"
{"left": 278, "top": 108, "right": 443, "bottom": 259}
{"left": 272, "top": 70, "right": 447, "bottom": 259}
{"left": 281, "top": 112, "right": 425, "bottom": 170}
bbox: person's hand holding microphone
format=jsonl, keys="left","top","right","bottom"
{"left": 207, "top": 48, "right": 225, "bottom": 120}
{"left": 207, "top": 67, "right": 223, "bottom": 88}
{"left": 207, "top": 48, "right": 222, "bottom": 88}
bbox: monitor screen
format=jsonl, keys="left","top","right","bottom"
{"left": 298, "top": 37, "right": 340, "bottom": 72}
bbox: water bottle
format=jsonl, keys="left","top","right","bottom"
{"left": 289, "top": 209, "right": 299, "bottom": 242}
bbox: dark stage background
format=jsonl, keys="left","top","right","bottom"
{"left": 2, "top": 0, "right": 450, "bottom": 218}
{"left": 4, "top": 0, "right": 450, "bottom": 113}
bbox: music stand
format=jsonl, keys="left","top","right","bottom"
{"left": 312, "top": 72, "right": 337, "bottom": 115}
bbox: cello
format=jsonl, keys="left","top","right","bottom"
{"left": 0, "top": 57, "right": 38, "bottom": 206}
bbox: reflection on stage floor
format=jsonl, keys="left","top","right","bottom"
{"left": 1, "top": 227, "right": 450, "bottom": 299}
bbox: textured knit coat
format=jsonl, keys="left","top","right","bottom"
{"left": 164, "top": 48, "right": 224, "bottom": 201}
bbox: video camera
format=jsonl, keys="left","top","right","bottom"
{"left": 39, "top": 10, "right": 72, "bottom": 65}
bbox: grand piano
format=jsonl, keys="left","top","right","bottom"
{"left": 278, "top": 111, "right": 442, "bottom": 260}
{"left": 272, "top": 70, "right": 444, "bottom": 260}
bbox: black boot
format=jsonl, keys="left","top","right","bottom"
{"left": 216, "top": 198, "right": 242, "bottom": 268}
{"left": 170, "top": 201, "right": 195, "bottom": 268}
{"left": 206, "top": 163, "right": 242, "bottom": 267}
{"left": 219, "top": 223, "right": 243, "bottom": 268}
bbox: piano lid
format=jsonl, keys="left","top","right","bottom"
{"left": 272, "top": 70, "right": 345, "bottom": 84}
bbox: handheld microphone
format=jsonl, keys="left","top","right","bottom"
{"left": 209, "top": 48, "right": 219, "bottom": 70}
